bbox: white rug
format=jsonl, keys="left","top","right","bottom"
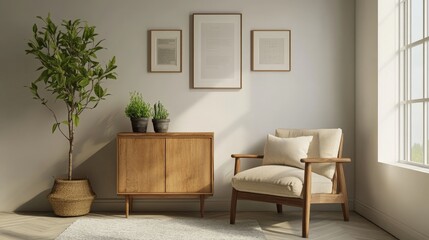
{"left": 56, "top": 218, "right": 266, "bottom": 240}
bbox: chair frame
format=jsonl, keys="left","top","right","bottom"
{"left": 230, "top": 135, "right": 351, "bottom": 238}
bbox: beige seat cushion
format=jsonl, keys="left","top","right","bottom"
{"left": 231, "top": 165, "right": 333, "bottom": 198}
{"left": 275, "top": 128, "right": 342, "bottom": 179}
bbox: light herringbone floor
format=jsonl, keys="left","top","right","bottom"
{"left": 0, "top": 211, "right": 396, "bottom": 240}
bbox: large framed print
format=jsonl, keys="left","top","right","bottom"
{"left": 251, "top": 30, "right": 291, "bottom": 71}
{"left": 149, "top": 30, "right": 182, "bottom": 72}
{"left": 192, "top": 13, "right": 242, "bottom": 89}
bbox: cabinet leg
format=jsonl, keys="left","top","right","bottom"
{"left": 276, "top": 204, "right": 283, "bottom": 214}
{"left": 200, "top": 195, "right": 205, "bottom": 218}
{"left": 125, "top": 195, "right": 130, "bottom": 218}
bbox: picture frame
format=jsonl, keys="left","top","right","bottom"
{"left": 149, "top": 30, "right": 182, "bottom": 72}
{"left": 251, "top": 30, "right": 291, "bottom": 71}
{"left": 192, "top": 13, "right": 242, "bottom": 89}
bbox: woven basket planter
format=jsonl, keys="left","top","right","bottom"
{"left": 48, "top": 179, "right": 95, "bottom": 217}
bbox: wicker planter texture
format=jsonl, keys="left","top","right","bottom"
{"left": 48, "top": 179, "right": 95, "bottom": 217}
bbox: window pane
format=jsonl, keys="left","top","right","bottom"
{"left": 411, "top": 44, "right": 423, "bottom": 99}
{"left": 411, "top": 0, "right": 423, "bottom": 42}
{"left": 400, "top": 103, "right": 405, "bottom": 161}
{"left": 427, "top": 102, "right": 429, "bottom": 165}
{"left": 411, "top": 103, "right": 424, "bottom": 163}
{"left": 400, "top": 2, "right": 405, "bottom": 47}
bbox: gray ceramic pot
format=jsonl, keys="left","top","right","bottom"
{"left": 130, "top": 118, "right": 149, "bottom": 132}
{"left": 152, "top": 119, "right": 170, "bottom": 133}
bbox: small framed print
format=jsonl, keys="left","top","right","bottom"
{"left": 192, "top": 13, "right": 242, "bottom": 89}
{"left": 149, "top": 30, "right": 182, "bottom": 72}
{"left": 251, "top": 30, "right": 291, "bottom": 71}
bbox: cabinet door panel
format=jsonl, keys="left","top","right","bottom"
{"left": 166, "top": 138, "right": 212, "bottom": 193}
{"left": 118, "top": 137, "right": 165, "bottom": 193}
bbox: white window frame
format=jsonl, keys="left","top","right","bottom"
{"left": 399, "top": 0, "right": 429, "bottom": 168}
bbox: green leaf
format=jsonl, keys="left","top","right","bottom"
{"left": 78, "top": 78, "right": 90, "bottom": 87}
{"left": 29, "top": 83, "right": 39, "bottom": 96}
{"left": 32, "top": 24, "right": 38, "bottom": 33}
{"left": 27, "top": 42, "right": 35, "bottom": 49}
{"left": 72, "top": 114, "right": 79, "bottom": 127}
{"left": 31, "top": 82, "right": 38, "bottom": 91}
{"left": 76, "top": 102, "right": 83, "bottom": 112}
{"left": 51, "top": 123, "right": 60, "bottom": 133}
{"left": 36, "top": 69, "right": 49, "bottom": 83}
{"left": 94, "top": 83, "right": 102, "bottom": 97}
{"left": 109, "top": 56, "right": 116, "bottom": 67}
{"left": 106, "top": 73, "right": 117, "bottom": 79}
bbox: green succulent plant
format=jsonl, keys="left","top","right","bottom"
{"left": 152, "top": 101, "right": 169, "bottom": 120}
{"left": 125, "top": 91, "right": 152, "bottom": 119}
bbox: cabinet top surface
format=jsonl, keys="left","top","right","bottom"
{"left": 117, "top": 132, "right": 214, "bottom": 137}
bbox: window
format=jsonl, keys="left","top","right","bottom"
{"left": 399, "top": 0, "right": 429, "bottom": 167}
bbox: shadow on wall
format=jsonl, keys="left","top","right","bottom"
{"left": 15, "top": 189, "right": 51, "bottom": 212}
{"left": 16, "top": 139, "right": 118, "bottom": 211}
{"left": 73, "top": 140, "right": 118, "bottom": 199}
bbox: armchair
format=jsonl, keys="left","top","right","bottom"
{"left": 230, "top": 129, "right": 350, "bottom": 238}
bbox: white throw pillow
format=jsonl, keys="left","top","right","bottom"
{"left": 262, "top": 134, "right": 313, "bottom": 169}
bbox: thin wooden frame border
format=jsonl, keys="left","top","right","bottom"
{"left": 251, "top": 30, "right": 291, "bottom": 72}
{"left": 149, "top": 29, "right": 182, "bottom": 73}
{"left": 192, "top": 13, "right": 242, "bottom": 89}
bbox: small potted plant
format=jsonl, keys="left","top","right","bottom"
{"left": 125, "top": 91, "right": 152, "bottom": 132}
{"left": 152, "top": 101, "right": 170, "bottom": 133}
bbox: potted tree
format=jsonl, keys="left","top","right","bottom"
{"left": 152, "top": 101, "right": 170, "bottom": 133}
{"left": 26, "top": 15, "right": 117, "bottom": 216}
{"left": 125, "top": 91, "right": 152, "bottom": 132}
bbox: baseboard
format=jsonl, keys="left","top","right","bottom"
{"left": 355, "top": 200, "right": 429, "bottom": 240}
{"left": 92, "top": 197, "right": 354, "bottom": 212}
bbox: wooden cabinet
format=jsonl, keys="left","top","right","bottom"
{"left": 117, "top": 132, "right": 214, "bottom": 217}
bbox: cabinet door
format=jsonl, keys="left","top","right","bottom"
{"left": 117, "top": 137, "right": 165, "bottom": 193}
{"left": 166, "top": 138, "right": 212, "bottom": 193}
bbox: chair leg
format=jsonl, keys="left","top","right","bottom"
{"left": 230, "top": 188, "right": 238, "bottom": 224}
{"left": 302, "top": 163, "right": 312, "bottom": 238}
{"left": 302, "top": 201, "right": 310, "bottom": 238}
{"left": 276, "top": 204, "right": 282, "bottom": 213}
{"left": 337, "top": 163, "right": 349, "bottom": 221}
{"left": 341, "top": 201, "right": 349, "bottom": 222}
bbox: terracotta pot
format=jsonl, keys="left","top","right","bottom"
{"left": 48, "top": 179, "right": 95, "bottom": 217}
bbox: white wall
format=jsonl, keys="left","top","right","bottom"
{"left": 355, "top": 0, "right": 429, "bottom": 239}
{"left": 0, "top": 0, "right": 355, "bottom": 212}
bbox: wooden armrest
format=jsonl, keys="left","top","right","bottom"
{"left": 231, "top": 154, "right": 264, "bottom": 159}
{"left": 300, "top": 158, "right": 351, "bottom": 163}
{"left": 231, "top": 154, "right": 263, "bottom": 175}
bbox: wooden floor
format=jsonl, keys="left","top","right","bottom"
{"left": 0, "top": 211, "right": 396, "bottom": 240}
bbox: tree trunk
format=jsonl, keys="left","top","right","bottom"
{"left": 68, "top": 109, "right": 74, "bottom": 181}
{"left": 68, "top": 135, "right": 73, "bottom": 180}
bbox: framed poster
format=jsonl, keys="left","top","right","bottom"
{"left": 149, "top": 30, "right": 182, "bottom": 72}
{"left": 192, "top": 13, "right": 242, "bottom": 89}
{"left": 251, "top": 30, "right": 291, "bottom": 71}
